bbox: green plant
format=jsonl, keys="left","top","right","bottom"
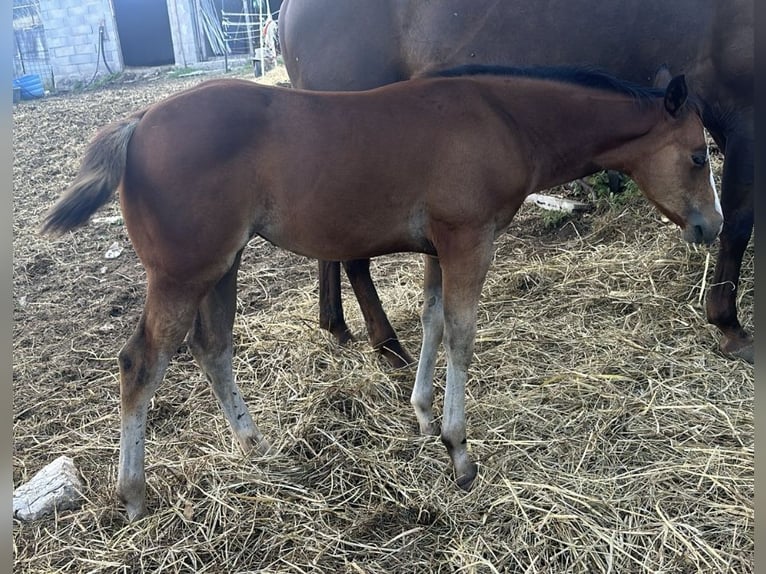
{"left": 539, "top": 208, "right": 573, "bottom": 230}
{"left": 584, "top": 170, "right": 641, "bottom": 211}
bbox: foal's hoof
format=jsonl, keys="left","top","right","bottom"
{"left": 118, "top": 493, "right": 147, "bottom": 522}
{"left": 245, "top": 435, "right": 271, "bottom": 456}
{"left": 720, "top": 335, "right": 754, "bottom": 364}
{"left": 456, "top": 462, "right": 478, "bottom": 491}
{"left": 125, "top": 502, "right": 147, "bottom": 522}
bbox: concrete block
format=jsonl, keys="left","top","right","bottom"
{"left": 68, "top": 53, "right": 96, "bottom": 66}
{"left": 67, "top": 5, "right": 89, "bottom": 18}
{"left": 75, "top": 42, "right": 97, "bottom": 55}
{"left": 45, "top": 35, "right": 69, "bottom": 49}
{"left": 41, "top": 8, "right": 68, "bottom": 21}
{"left": 53, "top": 45, "right": 76, "bottom": 58}
{"left": 13, "top": 456, "right": 84, "bottom": 521}
{"left": 71, "top": 24, "right": 96, "bottom": 36}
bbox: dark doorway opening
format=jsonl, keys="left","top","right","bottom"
{"left": 112, "top": 0, "right": 175, "bottom": 67}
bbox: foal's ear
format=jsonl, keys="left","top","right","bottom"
{"left": 663, "top": 74, "right": 688, "bottom": 117}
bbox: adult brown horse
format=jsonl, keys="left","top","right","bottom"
{"left": 42, "top": 66, "right": 721, "bottom": 519}
{"left": 278, "top": 0, "right": 754, "bottom": 366}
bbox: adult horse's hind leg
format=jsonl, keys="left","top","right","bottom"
{"left": 343, "top": 258, "right": 414, "bottom": 369}
{"left": 187, "top": 249, "right": 269, "bottom": 454}
{"left": 117, "top": 278, "right": 204, "bottom": 521}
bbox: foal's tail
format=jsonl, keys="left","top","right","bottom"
{"left": 40, "top": 110, "right": 147, "bottom": 235}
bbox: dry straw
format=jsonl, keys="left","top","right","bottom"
{"left": 13, "top": 66, "right": 752, "bottom": 573}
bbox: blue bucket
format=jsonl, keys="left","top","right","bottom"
{"left": 13, "top": 74, "right": 45, "bottom": 100}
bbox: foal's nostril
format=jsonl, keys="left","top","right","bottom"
{"left": 693, "top": 225, "right": 705, "bottom": 244}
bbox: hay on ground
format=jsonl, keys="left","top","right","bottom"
{"left": 13, "top": 65, "right": 753, "bottom": 573}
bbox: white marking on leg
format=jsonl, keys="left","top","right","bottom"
{"left": 411, "top": 256, "right": 443, "bottom": 435}
{"left": 205, "top": 349, "right": 269, "bottom": 454}
{"left": 118, "top": 410, "right": 149, "bottom": 520}
{"left": 708, "top": 144, "right": 723, "bottom": 228}
{"left": 442, "top": 320, "right": 477, "bottom": 488}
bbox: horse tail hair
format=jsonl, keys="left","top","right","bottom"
{"left": 40, "top": 110, "right": 146, "bottom": 235}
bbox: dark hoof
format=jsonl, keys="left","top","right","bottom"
{"left": 456, "top": 462, "right": 478, "bottom": 491}
{"left": 334, "top": 328, "right": 355, "bottom": 346}
{"left": 720, "top": 335, "right": 754, "bottom": 364}
{"left": 378, "top": 341, "right": 415, "bottom": 370}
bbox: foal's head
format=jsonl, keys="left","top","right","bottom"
{"left": 624, "top": 75, "right": 723, "bottom": 245}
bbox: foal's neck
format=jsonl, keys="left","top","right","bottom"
{"left": 509, "top": 84, "right": 665, "bottom": 192}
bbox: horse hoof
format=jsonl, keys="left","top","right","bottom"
{"left": 380, "top": 345, "right": 415, "bottom": 370}
{"left": 255, "top": 437, "right": 271, "bottom": 455}
{"left": 118, "top": 494, "right": 147, "bottom": 522}
{"left": 456, "top": 462, "right": 478, "bottom": 491}
{"left": 720, "top": 336, "right": 754, "bottom": 364}
{"left": 333, "top": 328, "right": 355, "bottom": 346}
{"left": 244, "top": 435, "right": 271, "bottom": 456}
{"left": 377, "top": 339, "right": 415, "bottom": 370}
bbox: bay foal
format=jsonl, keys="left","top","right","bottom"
{"left": 42, "top": 67, "right": 722, "bottom": 519}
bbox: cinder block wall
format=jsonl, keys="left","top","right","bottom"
{"left": 167, "top": 0, "right": 202, "bottom": 67}
{"left": 40, "top": 0, "right": 122, "bottom": 85}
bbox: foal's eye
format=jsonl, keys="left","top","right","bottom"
{"left": 691, "top": 152, "right": 708, "bottom": 167}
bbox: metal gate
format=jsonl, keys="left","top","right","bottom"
{"left": 13, "top": 0, "right": 53, "bottom": 84}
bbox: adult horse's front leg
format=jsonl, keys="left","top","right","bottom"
{"left": 117, "top": 279, "right": 202, "bottom": 520}
{"left": 344, "top": 258, "right": 414, "bottom": 369}
{"left": 706, "top": 131, "right": 754, "bottom": 363}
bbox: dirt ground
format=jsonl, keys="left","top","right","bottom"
{"left": 13, "top": 65, "right": 753, "bottom": 573}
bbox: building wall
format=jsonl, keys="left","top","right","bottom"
{"left": 38, "top": 0, "right": 211, "bottom": 85}
{"left": 40, "top": 0, "right": 123, "bottom": 84}
{"left": 167, "top": 0, "right": 202, "bottom": 67}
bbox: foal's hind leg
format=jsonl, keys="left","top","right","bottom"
{"left": 187, "top": 250, "right": 269, "bottom": 454}
{"left": 117, "top": 279, "right": 204, "bottom": 520}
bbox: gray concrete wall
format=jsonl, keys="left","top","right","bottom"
{"left": 40, "top": 0, "right": 123, "bottom": 85}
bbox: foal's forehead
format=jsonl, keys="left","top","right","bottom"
{"left": 672, "top": 112, "right": 706, "bottom": 146}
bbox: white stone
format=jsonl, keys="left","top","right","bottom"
{"left": 13, "top": 456, "right": 84, "bottom": 521}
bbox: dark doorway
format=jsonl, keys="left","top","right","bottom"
{"left": 112, "top": 0, "right": 175, "bottom": 67}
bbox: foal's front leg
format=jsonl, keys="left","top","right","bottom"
{"left": 411, "top": 255, "right": 444, "bottom": 435}
{"left": 438, "top": 240, "right": 494, "bottom": 490}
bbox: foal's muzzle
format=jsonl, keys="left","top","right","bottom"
{"left": 683, "top": 210, "right": 723, "bottom": 245}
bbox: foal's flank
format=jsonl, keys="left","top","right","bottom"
{"left": 41, "top": 67, "right": 721, "bottom": 519}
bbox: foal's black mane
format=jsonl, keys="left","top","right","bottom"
{"left": 427, "top": 64, "right": 667, "bottom": 102}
